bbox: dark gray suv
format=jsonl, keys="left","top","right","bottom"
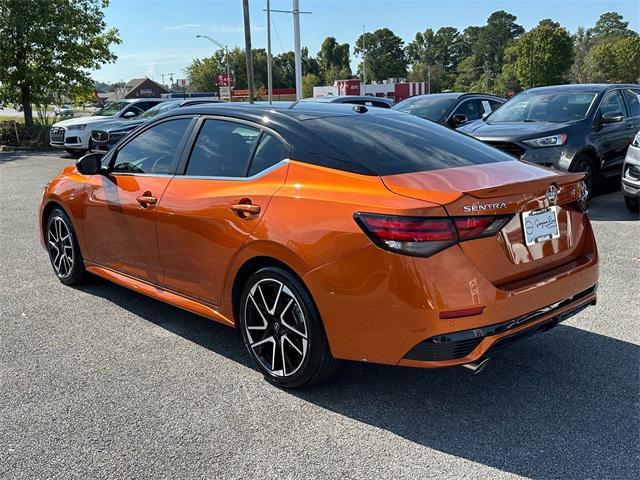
{"left": 459, "top": 84, "right": 640, "bottom": 195}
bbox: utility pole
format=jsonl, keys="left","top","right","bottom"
{"left": 242, "top": 0, "right": 256, "bottom": 103}
{"left": 168, "top": 73, "right": 175, "bottom": 90}
{"left": 266, "top": 0, "right": 273, "bottom": 103}
{"left": 292, "top": 0, "right": 302, "bottom": 100}
{"left": 427, "top": 66, "right": 431, "bottom": 94}
{"left": 161, "top": 73, "right": 166, "bottom": 88}
{"left": 362, "top": 25, "right": 366, "bottom": 88}
{"left": 529, "top": 39, "right": 534, "bottom": 89}
{"left": 268, "top": 4, "right": 311, "bottom": 100}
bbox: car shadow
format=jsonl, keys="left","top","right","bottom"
{"left": 76, "top": 276, "right": 638, "bottom": 479}
{"left": 588, "top": 189, "right": 639, "bottom": 222}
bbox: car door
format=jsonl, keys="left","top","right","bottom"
{"left": 594, "top": 89, "right": 629, "bottom": 175}
{"left": 622, "top": 88, "right": 640, "bottom": 143}
{"left": 156, "top": 118, "right": 290, "bottom": 305}
{"left": 82, "top": 117, "right": 193, "bottom": 283}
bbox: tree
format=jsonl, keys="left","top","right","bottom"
{"left": 354, "top": 28, "right": 407, "bottom": 81}
{"left": 589, "top": 12, "right": 636, "bottom": 39}
{"left": 185, "top": 52, "right": 224, "bottom": 92}
{"left": 302, "top": 73, "right": 320, "bottom": 98}
{"left": 457, "top": 11, "right": 524, "bottom": 94}
{"left": 570, "top": 12, "right": 638, "bottom": 83}
{"left": 317, "top": 37, "right": 351, "bottom": 82}
{"left": 588, "top": 35, "right": 640, "bottom": 83}
{"left": 503, "top": 19, "right": 574, "bottom": 89}
{"left": 0, "top": 0, "right": 120, "bottom": 127}
{"left": 406, "top": 27, "right": 463, "bottom": 91}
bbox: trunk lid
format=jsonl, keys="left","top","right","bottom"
{"left": 382, "top": 161, "right": 589, "bottom": 286}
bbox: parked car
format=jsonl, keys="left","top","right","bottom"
{"left": 459, "top": 84, "right": 640, "bottom": 197}
{"left": 392, "top": 92, "right": 505, "bottom": 128}
{"left": 49, "top": 98, "right": 166, "bottom": 156}
{"left": 302, "top": 95, "right": 394, "bottom": 108}
{"left": 54, "top": 105, "right": 74, "bottom": 118}
{"left": 40, "top": 102, "right": 598, "bottom": 388}
{"left": 91, "top": 98, "right": 224, "bottom": 151}
{"left": 622, "top": 130, "right": 640, "bottom": 212}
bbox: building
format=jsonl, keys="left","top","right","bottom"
{"left": 313, "top": 79, "right": 429, "bottom": 103}
{"left": 104, "top": 78, "right": 170, "bottom": 103}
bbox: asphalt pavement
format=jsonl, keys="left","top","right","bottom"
{"left": 1, "top": 151, "right": 638, "bottom": 479}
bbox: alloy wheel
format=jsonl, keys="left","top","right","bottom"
{"left": 243, "top": 278, "right": 309, "bottom": 377}
{"left": 47, "top": 216, "right": 74, "bottom": 278}
{"left": 574, "top": 158, "right": 594, "bottom": 194}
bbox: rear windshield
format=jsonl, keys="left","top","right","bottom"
{"left": 303, "top": 113, "right": 514, "bottom": 176}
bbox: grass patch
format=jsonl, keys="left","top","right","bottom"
{"left": 0, "top": 115, "right": 24, "bottom": 124}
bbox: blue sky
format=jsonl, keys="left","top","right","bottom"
{"left": 94, "top": 0, "right": 640, "bottom": 84}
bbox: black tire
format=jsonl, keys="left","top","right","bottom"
{"left": 65, "top": 149, "right": 87, "bottom": 157}
{"left": 570, "top": 154, "right": 597, "bottom": 202}
{"left": 624, "top": 196, "right": 640, "bottom": 213}
{"left": 239, "top": 267, "right": 338, "bottom": 388}
{"left": 45, "top": 208, "right": 87, "bottom": 285}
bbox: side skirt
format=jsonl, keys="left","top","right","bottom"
{"left": 85, "top": 262, "right": 235, "bottom": 327}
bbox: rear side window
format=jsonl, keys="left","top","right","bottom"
{"left": 248, "top": 133, "right": 288, "bottom": 176}
{"left": 186, "top": 120, "right": 260, "bottom": 177}
{"left": 303, "top": 113, "right": 514, "bottom": 176}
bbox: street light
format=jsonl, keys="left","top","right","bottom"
{"left": 196, "top": 34, "right": 230, "bottom": 98}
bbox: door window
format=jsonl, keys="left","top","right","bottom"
{"left": 112, "top": 118, "right": 191, "bottom": 174}
{"left": 186, "top": 120, "right": 260, "bottom": 177}
{"left": 488, "top": 99, "right": 503, "bottom": 111}
{"left": 452, "top": 99, "right": 483, "bottom": 121}
{"left": 623, "top": 89, "right": 640, "bottom": 118}
{"left": 599, "top": 90, "right": 627, "bottom": 118}
{"left": 248, "top": 133, "right": 289, "bottom": 176}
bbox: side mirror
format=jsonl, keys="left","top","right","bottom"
{"left": 450, "top": 113, "right": 468, "bottom": 127}
{"left": 76, "top": 153, "right": 103, "bottom": 175}
{"left": 601, "top": 111, "right": 624, "bottom": 124}
{"left": 123, "top": 111, "right": 137, "bottom": 118}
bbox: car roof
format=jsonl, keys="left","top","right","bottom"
{"left": 304, "top": 95, "right": 393, "bottom": 103}
{"left": 525, "top": 83, "right": 640, "bottom": 94}
{"left": 171, "top": 100, "right": 398, "bottom": 121}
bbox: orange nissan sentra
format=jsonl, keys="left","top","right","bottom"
{"left": 40, "top": 102, "right": 598, "bottom": 388}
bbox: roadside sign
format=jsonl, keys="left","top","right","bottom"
{"left": 216, "top": 73, "right": 234, "bottom": 87}
{"left": 219, "top": 86, "right": 231, "bottom": 100}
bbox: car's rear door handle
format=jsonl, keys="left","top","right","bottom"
{"left": 231, "top": 202, "right": 260, "bottom": 217}
{"left": 136, "top": 193, "right": 157, "bottom": 208}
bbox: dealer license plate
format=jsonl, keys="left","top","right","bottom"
{"left": 521, "top": 206, "right": 560, "bottom": 246}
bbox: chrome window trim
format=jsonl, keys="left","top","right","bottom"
{"left": 109, "top": 172, "right": 176, "bottom": 178}
{"left": 174, "top": 158, "right": 290, "bottom": 181}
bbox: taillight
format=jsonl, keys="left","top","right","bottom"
{"left": 354, "top": 212, "right": 512, "bottom": 257}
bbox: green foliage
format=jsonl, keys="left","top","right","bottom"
{"left": 317, "top": 37, "right": 351, "bottom": 82}
{"left": 503, "top": 20, "right": 574, "bottom": 90}
{"left": 0, "top": 0, "right": 120, "bottom": 127}
{"left": 185, "top": 52, "right": 224, "bottom": 92}
{"left": 588, "top": 36, "right": 640, "bottom": 83}
{"left": 302, "top": 73, "right": 321, "bottom": 98}
{"left": 354, "top": 28, "right": 407, "bottom": 81}
{"left": 589, "top": 12, "right": 636, "bottom": 39}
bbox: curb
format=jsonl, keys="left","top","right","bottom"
{"left": 0, "top": 145, "right": 52, "bottom": 152}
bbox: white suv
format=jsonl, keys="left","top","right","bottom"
{"left": 49, "top": 99, "right": 164, "bottom": 156}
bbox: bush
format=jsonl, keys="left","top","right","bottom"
{"left": 0, "top": 121, "right": 51, "bottom": 149}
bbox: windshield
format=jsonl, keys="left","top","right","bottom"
{"left": 94, "top": 101, "right": 129, "bottom": 117}
{"left": 139, "top": 101, "right": 181, "bottom": 119}
{"left": 392, "top": 96, "right": 457, "bottom": 122}
{"left": 488, "top": 91, "right": 598, "bottom": 123}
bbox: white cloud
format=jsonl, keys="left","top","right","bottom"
{"left": 163, "top": 23, "right": 201, "bottom": 31}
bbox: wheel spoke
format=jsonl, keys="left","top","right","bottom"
{"left": 247, "top": 294, "right": 268, "bottom": 330}
{"left": 244, "top": 278, "right": 309, "bottom": 378}
{"left": 48, "top": 229, "right": 58, "bottom": 242}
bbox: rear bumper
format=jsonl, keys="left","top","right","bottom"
{"left": 304, "top": 219, "right": 599, "bottom": 367}
{"left": 399, "top": 285, "right": 596, "bottom": 367}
